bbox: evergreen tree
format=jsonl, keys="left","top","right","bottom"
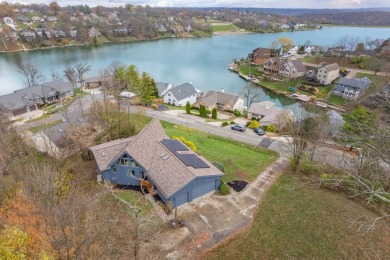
{"left": 186, "top": 102, "right": 191, "bottom": 114}
{"left": 140, "top": 72, "right": 156, "bottom": 105}
{"left": 199, "top": 105, "right": 207, "bottom": 118}
{"left": 212, "top": 108, "right": 217, "bottom": 119}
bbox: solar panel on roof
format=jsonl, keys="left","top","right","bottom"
{"left": 161, "top": 139, "right": 210, "bottom": 169}
{"left": 161, "top": 139, "right": 189, "bottom": 152}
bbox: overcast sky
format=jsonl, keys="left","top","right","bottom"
{"left": 10, "top": 0, "right": 390, "bottom": 8}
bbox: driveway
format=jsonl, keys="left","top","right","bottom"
{"left": 158, "top": 156, "right": 289, "bottom": 259}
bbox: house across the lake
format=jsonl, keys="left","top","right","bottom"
{"left": 0, "top": 80, "right": 74, "bottom": 118}
{"left": 194, "top": 89, "right": 245, "bottom": 112}
{"left": 89, "top": 118, "right": 224, "bottom": 208}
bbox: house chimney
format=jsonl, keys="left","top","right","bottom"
{"left": 221, "top": 88, "right": 225, "bottom": 93}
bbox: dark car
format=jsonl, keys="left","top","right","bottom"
{"left": 231, "top": 124, "right": 246, "bottom": 132}
{"left": 254, "top": 127, "right": 265, "bottom": 136}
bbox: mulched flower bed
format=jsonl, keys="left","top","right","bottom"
{"left": 227, "top": 180, "right": 249, "bottom": 192}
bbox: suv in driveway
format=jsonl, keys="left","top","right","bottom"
{"left": 231, "top": 124, "right": 246, "bottom": 132}
{"left": 254, "top": 127, "right": 265, "bottom": 136}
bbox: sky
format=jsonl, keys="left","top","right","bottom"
{"left": 9, "top": 0, "right": 390, "bottom": 8}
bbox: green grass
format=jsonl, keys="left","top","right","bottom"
{"left": 327, "top": 94, "right": 348, "bottom": 106}
{"left": 161, "top": 121, "right": 278, "bottom": 182}
{"left": 206, "top": 174, "right": 390, "bottom": 259}
{"left": 25, "top": 113, "right": 52, "bottom": 123}
{"left": 212, "top": 24, "right": 237, "bottom": 32}
{"left": 316, "top": 85, "right": 332, "bottom": 99}
{"left": 237, "top": 62, "right": 263, "bottom": 77}
{"left": 28, "top": 119, "right": 64, "bottom": 134}
{"left": 259, "top": 79, "right": 300, "bottom": 93}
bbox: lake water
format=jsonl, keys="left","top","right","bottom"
{"left": 1, "top": 26, "right": 390, "bottom": 111}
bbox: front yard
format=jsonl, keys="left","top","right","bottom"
{"left": 161, "top": 121, "right": 279, "bottom": 182}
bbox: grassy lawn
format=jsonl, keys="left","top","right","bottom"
{"left": 237, "top": 61, "right": 262, "bottom": 77}
{"left": 206, "top": 174, "right": 390, "bottom": 259}
{"left": 28, "top": 119, "right": 64, "bottom": 133}
{"left": 161, "top": 121, "right": 279, "bottom": 182}
{"left": 326, "top": 93, "right": 348, "bottom": 106}
{"left": 316, "top": 85, "right": 332, "bottom": 99}
{"left": 212, "top": 24, "right": 237, "bottom": 32}
{"left": 115, "top": 190, "right": 154, "bottom": 216}
{"left": 259, "top": 79, "right": 300, "bottom": 93}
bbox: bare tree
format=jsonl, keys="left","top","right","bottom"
{"left": 17, "top": 63, "right": 45, "bottom": 88}
{"left": 241, "top": 82, "right": 262, "bottom": 108}
{"left": 64, "top": 66, "right": 78, "bottom": 89}
{"left": 50, "top": 69, "right": 61, "bottom": 81}
{"left": 74, "top": 63, "right": 91, "bottom": 87}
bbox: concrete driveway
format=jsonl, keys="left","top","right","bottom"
{"left": 159, "top": 156, "right": 289, "bottom": 259}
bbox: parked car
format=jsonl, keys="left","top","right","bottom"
{"left": 231, "top": 124, "right": 246, "bottom": 132}
{"left": 254, "top": 127, "right": 265, "bottom": 136}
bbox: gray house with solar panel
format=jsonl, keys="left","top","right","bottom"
{"left": 89, "top": 118, "right": 224, "bottom": 208}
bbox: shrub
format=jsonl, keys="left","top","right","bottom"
{"left": 242, "top": 109, "right": 248, "bottom": 118}
{"left": 230, "top": 121, "right": 236, "bottom": 124}
{"left": 213, "top": 161, "right": 225, "bottom": 172}
{"left": 199, "top": 105, "right": 207, "bottom": 118}
{"left": 173, "top": 136, "right": 196, "bottom": 152}
{"left": 185, "top": 102, "right": 191, "bottom": 114}
{"left": 234, "top": 109, "right": 241, "bottom": 117}
{"left": 221, "top": 122, "right": 229, "bottom": 127}
{"left": 219, "top": 182, "right": 230, "bottom": 195}
{"left": 151, "top": 104, "right": 158, "bottom": 110}
{"left": 212, "top": 108, "right": 217, "bottom": 119}
{"left": 251, "top": 116, "right": 256, "bottom": 121}
{"left": 246, "top": 121, "right": 251, "bottom": 127}
{"left": 265, "top": 123, "right": 276, "bottom": 133}
{"left": 248, "top": 120, "right": 260, "bottom": 129}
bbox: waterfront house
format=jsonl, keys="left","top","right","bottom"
{"left": 19, "top": 29, "right": 36, "bottom": 42}
{"left": 248, "top": 47, "right": 274, "bottom": 65}
{"left": 0, "top": 80, "right": 74, "bottom": 118}
{"left": 89, "top": 118, "right": 224, "bottom": 208}
{"left": 334, "top": 77, "right": 372, "bottom": 99}
{"left": 279, "top": 59, "right": 307, "bottom": 79}
{"left": 156, "top": 82, "right": 173, "bottom": 97}
{"left": 248, "top": 101, "right": 293, "bottom": 128}
{"left": 185, "top": 25, "right": 192, "bottom": 32}
{"left": 89, "top": 27, "right": 102, "bottom": 38}
{"left": 263, "top": 58, "right": 284, "bottom": 74}
{"left": 194, "top": 89, "right": 245, "bottom": 112}
{"left": 163, "top": 82, "right": 198, "bottom": 106}
{"left": 17, "top": 15, "right": 29, "bottom": 23}
{"left": 316, "top": 63, "right": 340, "bottom": 86}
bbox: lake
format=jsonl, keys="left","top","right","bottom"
{"left": 1, "top": 26, "right": 390, "bottom": 111}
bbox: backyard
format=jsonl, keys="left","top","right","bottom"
{"left": 205, "top": 174, "right": 390, "bottom": 259}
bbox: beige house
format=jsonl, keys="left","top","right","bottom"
{"left": 316, "top": 63, "right": 340, "bottom": 86}
{"left": 278, "top": 59, "right": 307, "bottom": 79}
{"left": 194, "top": 90, "right": 245, "bottom": 112}
{"left": 248, "top": 101, "right": 293, "bottom": 128}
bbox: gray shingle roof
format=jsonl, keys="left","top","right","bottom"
{"left": 290, "top": 60, "right": 307, "bottom": 72}
{"left": 0, "top": 80, "right": 73, "bottom": 111}
{"left": 338, "top": 77, "right": 372, "bottom": 89}
{"left": 320, "top": 63, "right": 340, "bottom": 72}
{"left": 155, "top": 82, "right": 171, "bottom": 96}
{"left": 89, "top": 118, "right": 223, "bottom": 198}
{"left": 169, "top": 83, "right": 197, "bottom": 101}
{"left": 200, "top": 90, "right": 242, "bottom": 108}
{"left": 248, "top": 101, "right": 293, "bottom": 125}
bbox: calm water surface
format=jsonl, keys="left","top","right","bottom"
{"left": 1, "top": 26, "right": 390, "bottom": 111}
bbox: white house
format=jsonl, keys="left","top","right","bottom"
{"left": 287, "top": 46, "right": 298, "bottom": 56}
{"left": 3, "top": 17, "right": 15, "bottom": 30}
{"left": 316, "top": 63, "right": 340, "bottom": 86}
{"left": 156, "top": 82, "right": 173, "bottom": 97}
{"left": 163, "top": 82, "right": 198, "bottom": 106}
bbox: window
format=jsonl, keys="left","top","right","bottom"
{"left": 126, "top": 169, "right": 135, "bottom": 177}
{"left": 168, "top": 93, "right": 171, "bottom": 96}
{"left": 113, "top": 167, "right": 117, "bottom": 173}
{"left": 130, "top": 160, "right": 138, "bottom": 167}
{"left": 168, "top": 99, "right": 171, "bottom": 102}
{"left": 120, "top": 158, "right": 128, "bottom": 166}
